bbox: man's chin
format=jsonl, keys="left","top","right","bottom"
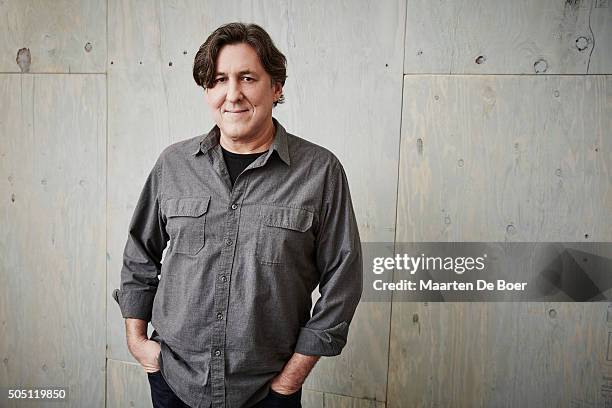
{"left": 220, "top": 123, "right": 251, "bottom": 140}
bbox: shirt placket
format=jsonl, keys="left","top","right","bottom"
{"left": 210, "top": 149, "right": 252, "bottom": 408}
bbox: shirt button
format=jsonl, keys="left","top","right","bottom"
{"left": 216, "top": 312, "right": 223, "bottom": 320}
{"left": 231, "top": 203, "right": 238, "bottom": 210}
{"left": 220, "top": 275, "right": 227, "bottom": 282}
{"left": 214, "top": 349, "right": 221, "bottom": 356}
{"left": 225, "top": 238, "right": 233, "bottom": 246}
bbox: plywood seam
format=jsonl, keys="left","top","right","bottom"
{"left": 314, "top": 388, "right": 385, "bottom": 403}
{"left": 104, "top": 1, "right": 109, "bottom": 407}
{"left": 0, "top": 72, "right": 107, "bottom": 74}
{"left": 107, "top": 358, "right": 142, "bottom": 366}
{"left": 387, "top": 0, "right": 410, "bottom": 406}
{"left": 401, "top": 73, "right": 611, "bottom": 77}
{"left": 587, "top": 0, "right": 595, "bottom": 74}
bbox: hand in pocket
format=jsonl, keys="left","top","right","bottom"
{"left": 129, "top": 338, "right": 162, "bottom": 373}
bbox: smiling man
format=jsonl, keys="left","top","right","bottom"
{"left": 112, "top": 22, "right": 363, "bottom": 408}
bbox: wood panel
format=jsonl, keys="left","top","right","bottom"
{"left": 324, "top": 392, "right": 386, "bottom": 408}
{"left": 390, "top": 75, "right": 611, "bottom": 407}
{"left": 304, "top": 299, "right": 391, "bottom": 402}
{"left": 0, "top": 0, "right": 106, "bottom": 73}
{"left": 589, "top": 0, "right": 612, "bottom": 74}
{"left": 106, "top": 0, "right": 404, "bottom": 403}
{"left": 397, "top": 75, "right": 611, "bottom": 242}
{"left": 404, "top": 0, "right": 612, "bottom": 74}
{"left": 388, "top": 302, "right": 609, "bottom": 408}
{"left": 106, "top": 359, "right": 153, "bottom": 408}
{"left": 302, "top": 389, "right": 324, "bottom": 408}
{"left": 0, "top": 73, "right": 106, "bottom": 406}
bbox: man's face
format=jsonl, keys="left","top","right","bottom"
{"left": 205, "top": 42, "right": 282, "bottom": 141}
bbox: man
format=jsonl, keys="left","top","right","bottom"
{"left": 112, "top": 22, "right": 362, "bottom": 408}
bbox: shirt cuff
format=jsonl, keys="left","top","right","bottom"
{"left": 293, "top": 321, "right": 349, "bottom": 356}
{"left": 112, "top": 288, "right": 155, "bottom": 321}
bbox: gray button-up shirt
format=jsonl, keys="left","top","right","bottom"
{"left": 112, "top": 117, "right": 363, "bottom": 408}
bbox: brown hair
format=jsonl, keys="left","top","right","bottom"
{"left": 193, "top": 22, "right": 287, "bottom": 106}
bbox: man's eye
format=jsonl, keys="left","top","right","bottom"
{"left": 214, "top": 78, "right": 226, "bottom": 84}
{"left": 242, "top": 77, "right": 254, "bottom": 82}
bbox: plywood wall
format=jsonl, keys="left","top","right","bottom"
{"left": 0, "top": 0, "right": 610, "bottom": 407}
{"left": 393, "top": 1, "right": 612, "bottom": 407}
{"left": 0, "top": 73, "right": 106, "bottom": 407}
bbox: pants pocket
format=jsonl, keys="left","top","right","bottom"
{"left": 267, "top": 387, "right": 302, "bottom": 406}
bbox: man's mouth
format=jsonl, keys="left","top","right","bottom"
{"left": 225, "top": 109, "right": 249, "bottom": 114}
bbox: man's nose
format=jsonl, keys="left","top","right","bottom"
{"left": 226, "top": 79, "right": 243, "bottom": 102}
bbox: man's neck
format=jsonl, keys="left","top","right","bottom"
{"left": 219, "top": 119, "right": 275, "bottom": 154}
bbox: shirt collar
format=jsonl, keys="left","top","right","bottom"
{"left": 191, "top": 117, "right": 291, "bottom": 166}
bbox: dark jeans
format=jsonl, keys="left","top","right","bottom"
{"left": 252, "top": 387, "right": 302, "bottom": 408}
{"left": 147, "top": 370, "right": 302, "bottom": 408}
{"left": 147, "top": 371, "right": 191, "bottom": 408}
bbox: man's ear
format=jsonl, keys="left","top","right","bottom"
{"left": 272, "top": 81, "right": 283, "bottom": 99}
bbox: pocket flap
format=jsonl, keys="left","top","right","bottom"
{"left": 166, "top": 196, "right": 210, "bottom": 217}
{"left": 264, "top": 207, "right": 313, "bottom": 232}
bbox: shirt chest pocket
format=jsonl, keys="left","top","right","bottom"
{"left": 256, "top": 206, "right": 314, "bottom": 265}
{"left": 165, "top": 196, "right": 210, "bottom": 255}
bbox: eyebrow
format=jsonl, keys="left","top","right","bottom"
{"left": 214, "top": 70, "right": 257, "bottom": 76}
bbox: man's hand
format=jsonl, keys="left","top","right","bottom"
{"left": 270, "top": 353, "right": 320, "bottom": 395}
{"left": 125, "top": 318, "right": 161, "bottom": 373}
{"left": 128, "top": 337, "right": 161, "bottom": 373}
{"left": 269, "top": 374, "right": 301, "bottom": 395}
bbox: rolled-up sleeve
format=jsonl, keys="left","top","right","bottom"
{"left": 112, "top": 156, "right": 168, "bottom": 322}
{"left": 294, "top": 161, "right": 363, "bottom": 356}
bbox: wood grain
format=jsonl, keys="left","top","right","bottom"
{"left": 0, "top": 73, "right": 106, "bottom": 407}
{"left": 0, "top": 0, "right": 106, "bottom": 73}
{"left": 404, "top": 0, "right": 612, "bottom": 74}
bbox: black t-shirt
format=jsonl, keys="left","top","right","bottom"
{"left": 220, "top": 145, "right": 267, "bottom": 186}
